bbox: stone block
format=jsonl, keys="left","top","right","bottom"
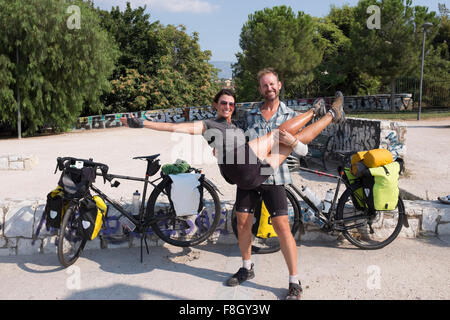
{"left": 7, "top": 238, "right": 17, "bottom": 248}
{"left": 422, "top": 207, "right": 440, "bottom": 233}
{"left": 299, "top": 231, "right": 339, "bottom": 242}
{"left": 9, "top": 161, "right": 24, "bottom": 170}
{"left": 437, "top": 223, "right": 450, "bottom": 235}
{"left": 403, "top": 201, "right": 423, "bottom": 217}
{"left": 42, "top": 236, "right": 58, "bottom": 255}
{"left": 438, "top": 207, "right": 450, "bottom": 223}
{"left": 84, "top": 238, "right": 102, "bottom": 251}
{"left": 0, "top": 247, "right": 16, "bottom": 256}
{"left": 105, "top": 239, "right": 130, "bottom": 250}
{"left": 8, "top": 155, "right": 21, "bottom": 161}
{"left": 130, "top": 235, "right": 157, "bottom": 248}
{"left": 32, "top": 204, "right": 57, "bottom": 238}
{"left": 17, "top": 238, "right": 41, "bottom": 255}
{"left": 0, "top": 157, "right": 8, "bottom": 170}
{"left": 4, "top": 201, "right": 37, "bottom": 238}
{"left": 24, "top": 156, "right": 39, "bottom": 170}
{"left": 213, "top": 231, "right": 237, "bottom": 245}
{"left": 400, "top": 218, "right": 420, "bottom": 238}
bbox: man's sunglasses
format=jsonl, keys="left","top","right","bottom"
{"left": 219, "top": 101, "right": 235, "bottom": 107}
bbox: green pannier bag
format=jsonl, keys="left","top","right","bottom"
{"left": 364, "top": 161, "right": 400, "bottom": 211}
{"left": 344, "top": 161, "right": 401, "bottom": 211}
{"left": 344, "top": 168, "right": 366, "bottom": 209}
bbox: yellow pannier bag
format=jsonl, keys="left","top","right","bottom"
{"left": 256, "top": 201, "right": 278, "bottom": 238}
{"left": 351, "top": 151, "right": 368, "bottom": 165}
{"left": 362, "top": 149, "right": 393, "bottom": 168}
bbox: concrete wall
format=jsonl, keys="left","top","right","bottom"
{"left": 0, "top": 197, "right": 448, "bottom": 256}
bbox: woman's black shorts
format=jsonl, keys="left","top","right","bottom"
{"left": 218, "top": 143, "right": 273, "bottom": 190}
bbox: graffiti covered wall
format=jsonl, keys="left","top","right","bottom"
{"left": 74, "top": 93, "right": 413, "bottom": 130}
{"left": 74, "top": 96, "right": 407, "bottom": 161}
{"left": 283, "top": 93, "right": 413, "bottom": 112}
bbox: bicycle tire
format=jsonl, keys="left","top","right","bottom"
{"left": 146, "top": 176, "right": 221, "bottom": 247}
{"left": 336, "top": 187, "right": 405, "bottom": 250}
{"left": 231, "top": 189, "right": 300, "bottom": 254}
{"left": 57, "top": 203, "right": 87, "bottom": 267}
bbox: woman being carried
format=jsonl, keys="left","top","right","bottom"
{"left": 121, "top": 89, "right": 345, "bottom": 190}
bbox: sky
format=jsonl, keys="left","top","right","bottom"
{"left": 92, "top": 0, "right": 447, "bottom": 62}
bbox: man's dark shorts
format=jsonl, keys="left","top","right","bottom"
{"left": 235, "top": 184, "right": 288, "bottom": 217}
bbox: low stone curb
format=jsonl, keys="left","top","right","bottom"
{"left": 0, "top": 198, "right": 448, "bottom": 256}
{"left": 0, "top": 154, "right": 39, "bottom": 171}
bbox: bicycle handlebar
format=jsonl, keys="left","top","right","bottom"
{"left": 55, "top": 157, "right": 110, "bottom": 183}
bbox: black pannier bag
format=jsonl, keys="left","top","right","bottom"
{"left": 44, "top": 186, "right": 68, "bottom": 229}
{"left": 78, "top": 195, "right": 108, "bottom": 241}
{"left": 58, "top": 165, "right": 96, "bottom": 199}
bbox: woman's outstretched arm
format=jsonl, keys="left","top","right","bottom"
{"left": 120, "top": 115, "right": 205, "bottom": 135}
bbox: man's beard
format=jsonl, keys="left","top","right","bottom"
{"left": 264, "top": 90, "right": 279, "bottom": 101}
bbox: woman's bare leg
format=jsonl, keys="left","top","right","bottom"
{"left": 264, "top": 113, "right": 333, "bottom": 168}
{"left": 248, "top": 91, "right": 344, "bottom": 166}
{"left": 247, "top": 109, "right": 314, "bottom": 161}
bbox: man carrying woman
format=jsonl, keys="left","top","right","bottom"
{"left": 121, "top": 68, "right": 345, "bottom": 300}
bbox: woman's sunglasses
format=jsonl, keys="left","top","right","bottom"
{"left": 219, "top": 101, "right": 235, "bottom": 107}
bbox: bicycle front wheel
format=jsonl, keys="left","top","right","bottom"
{"left": 146, "top": 177, "right": 222, "bottom": 247}
{"left": 57, "top": 203, "right": 87, "bottom": 267}
{"left": 231, "top": 189, "right": 300, "bottom": 254}
{"left": 336, "top": 187, "right": 405, "bottom": 249}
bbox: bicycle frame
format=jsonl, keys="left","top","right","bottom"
{"left": 90, "top": 171, "right": 164, "bottom": 232}
{"left": 287, "top": 166, "right": 368, "bottom": 231}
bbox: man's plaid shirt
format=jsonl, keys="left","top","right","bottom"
{"left": 237, "top": 101, "right": 297, "bottom": 186}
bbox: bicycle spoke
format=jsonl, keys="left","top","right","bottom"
{"left": 148, "top": 178, "right": 221, "bottom": 246}
{"left": 337, "top": 188, "right": 404, "bottom": 249}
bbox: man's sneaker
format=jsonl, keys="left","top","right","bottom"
{"left": 285, "top": 281, "right": 303, "bottom": 300}
{"left": 329, "top": 91, "right": 346, "bottom": 124}
{"left": 226, "top": 264, "right": 255, "bottom": 286}
{"left": 311, "top": 98, "right": 327, "bottom": 118}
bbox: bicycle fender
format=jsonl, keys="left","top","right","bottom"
{"left": 203, "top": 177, "right": 223, "bottom": 196}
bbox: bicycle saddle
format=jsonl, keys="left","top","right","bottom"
{"left": 132, "top": 154, "right": 160, "bottom": 161}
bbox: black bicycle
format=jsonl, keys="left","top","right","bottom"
{"left": 53, "top": 155, "right": 221, "bottom": 267}
{"left": 231, "top": 153, "right": 408, "bottom": 253}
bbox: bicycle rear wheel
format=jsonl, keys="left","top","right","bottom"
{"left": 146, "top": 177, "right": 221, "bottom": 247}
{"left": 57, "top": 203, "right": 87, "bottom": 267}
{"left": 336, "top": 187, "right": 405, "bottom": 249}
{"left": 231, "top": 189, "right": 300, "bottom": 254}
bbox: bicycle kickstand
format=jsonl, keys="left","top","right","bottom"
{"left": 140, "top": 232, "right": 150, "bottom": 263}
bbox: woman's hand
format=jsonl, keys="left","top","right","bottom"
{"left": 277, "top": 129, "right": 298, "bottom": 147}
{"left": 120, "top": 113, "right": 144, "bottom": 128}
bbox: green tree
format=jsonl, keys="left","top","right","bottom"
{"left": 146, "top": 24, "right": 219, "bottom": 109}
{"left": 0, "top": 0, "right": 118, "bottom": 136}
{"left": 96, "top": 3, "right": 219, "bottom": 112}
{"left": 315, "top": 5, "right": 383, "bottom": 96}
{"left": 233, "top": 6, "right": 326, "bottom": 101}
{"left": 95, "top": 2, "right": 159, "bottom": 78}
{"left": 351, "top": 0, "right": 439, "bottom": 111}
